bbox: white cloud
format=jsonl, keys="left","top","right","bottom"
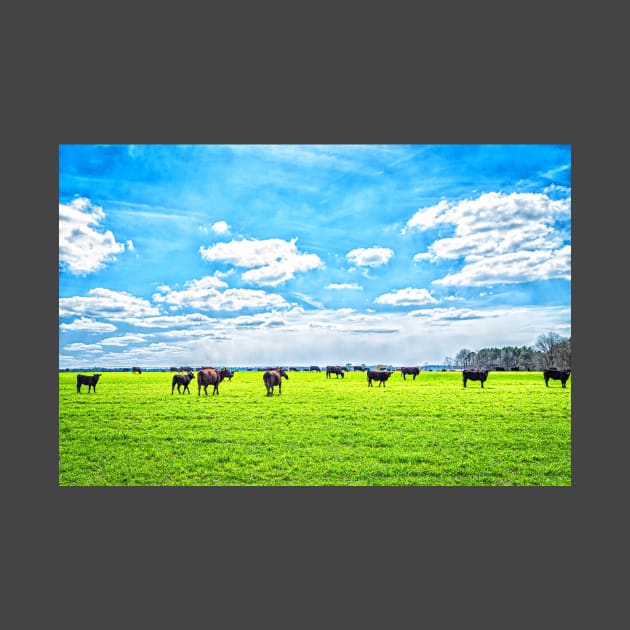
{"left": 153, "top": 276, "right": 292, "bottom": 311}
{"left": 346, "top": 246, "right": 394, "bottom": 267}
{"left": 404, "top": 192, "right": 571, "bottom": 285}
{"left": 59, "top": 288, "right": 162, "bottom": 319}
{"left": 199, "top": 237, "right": 324, "bottom": 286}
{"left": 433, "top": 246, "right": 571, "bottom": 287}
{"left": 59, "top": 197, "right": 127, "bottom": 275}
{"left": 98, "top": 332, "right": 152, "bottom": 347}
{"left": 375, "top": 287, "right": 439, "bottom": 306}
{"left": 325, "top": 283, "right": 363, "bottom": 290}
{"left": 212, "top": 220, "right": 230, "bottom": 234}
{"left": 59, "top": 317, "right": 117, "bottom": 333}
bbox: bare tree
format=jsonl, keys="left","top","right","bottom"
{"left": 535, "top": 332, "right": 569, "bottom": 368}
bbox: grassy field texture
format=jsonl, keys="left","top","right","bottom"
{"left": 59, "top": 370, "right": 571, "bottom": 486}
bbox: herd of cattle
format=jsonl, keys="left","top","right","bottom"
{"left": 75, "top": 366, "right": 571, "bottom": 395}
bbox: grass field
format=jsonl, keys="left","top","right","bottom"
{"left": 58, "top": 370, "right": 571, "bottom": 486}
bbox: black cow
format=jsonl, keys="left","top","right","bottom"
{"left": 543, "top": 368, "right": 571, "bottom": 388}
{"left": 463, "top": 369, "right": 488, "bottom": 388}
{"left": 353, "top": 365, "right": 367, "bottom": 372}
{"left": 132, "top": 366, "right": 142, "bottom": 374}
{"left": 172, "top": 371, "right": 195, "bottom": 394}
{"left": 169, "top": 367, "right": 179, "bottom": 372}
{"left": 400, "top": 366, "right": 420, "bottom": 380}
{"left": 263, "top": 368, "right": 288, "bottom": 396}
{"left": 309, "top": 365, "right": 321, "bottom": 372}
{"left": 77, "top": 373, "right": 101, "bottom": 393}
{"left": 197, "top": 367, "right": 231, "bottom": 396}
{"left": 326, "top": 365, "right": 345, "bottom": 379}
{"left": 367, "top": 369, "right": 392, "bottom": 387}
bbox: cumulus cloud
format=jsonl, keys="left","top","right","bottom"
{"left": 433, "top": 246, "right": 571, "bottom": 287}
{"left": 212, "top": 220, "right": 230, "bottom": 234}
{"left": 153, "top": 275, "right": 292, "bottom": 311}
{"left": 374, "top": 287, "right": 439, "bottom": 306}
{"left": 346, "top": 246, "right": 394, "bottom": 267}
{"left": 59, "top": 197, "right": 129, "bottom": 275}
{"left": 404, "top": 192, "right": 571, "bottom": 285}
{"left": 59, "top": 288, "right": 161, "bottom": 319}
{"left": 59, "top": 317, "right": 117, "bottom": 333}
{"left": 199, "top": 237, "right": 324, "bottom": 286}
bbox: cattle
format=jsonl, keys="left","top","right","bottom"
{"left": 172, "top": 371, "right": 195, "bottom": 394}
{"left": 543, "top": 368, "right": 571, "bottom": 388}
{"left": 309, "top": 365, "right": 321, "bottom": 372}
{"left": 326, "top": 365, "right": 345, "bottom": 379}
{"left": 463, "top": 369, "right": 489, "bottom": 388}
{"left": 180, "top": 366, "right": 194, "bottom": 373}
{"left": 169, "top": 367, "right": 179, "bottom": 372}
{"left": 263, "top": 368, "right": 288, "bottom": 396}
{"left": 77, "top": 373, "right": 101, "bottom": 393}
{"left": 400, "top": 366, "right": 420, "bottom": 380}
{"left": 367, "top": 369, "right": 392, "bottom": 387}
{"left": 132, "top": 366, "right": 142, "bottom": 374}
{"left": 197, "top": 367, "right": 231, "bottom": 396}
{"left": 352, "top": 365, "right": 367, "bottom": 372}
{"left": 222, "top": 369, "right": 235, "bottom": 382}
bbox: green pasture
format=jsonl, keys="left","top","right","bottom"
{"left": 58, "top": 370, "right": 571, "bottom": 486}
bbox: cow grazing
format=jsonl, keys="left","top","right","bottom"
{"left": 367, "top": 370, "right": 392, "bottom": 387}
{"left": 326, "top": 365, "right": 345, "bottom": 379}
{"left": 463, "top": 369, "right": 489, "bottom": 388}
{"left": 309, "top": 365, "right": 321, "bottom": 372}
{"left": 543, "top": 368, "right": 571, "bottom": 388}
{"left": 400, "top": 366, "right": 420, "bottom": 380}
{"left": 263, "top": 368, "right": 288, "bottom": 396}
{"left": 132, "top": 366, "right": 142, "bottom": 374}
{"left": 197, "top": 367, "right": 231, "bottom": 396}
{"left": 172, "top": 371, "right": 195, "bottom": 394}
{"left": 77, "top": 373, "right": 101, "bottom": 393}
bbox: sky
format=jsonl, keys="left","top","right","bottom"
{"left": 58, "top": 144, "right": 571, "bottom": 369}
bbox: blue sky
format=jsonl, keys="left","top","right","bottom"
{"left": 59, "top": 144, "right": 571, "bottom": 369}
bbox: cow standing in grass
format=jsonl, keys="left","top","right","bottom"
{"left": 463, "top": 369, "right": 488, "bottom": 388}
{"left": 543, "top": 368, "right": 571, "bottom": 388}
{"left": 263, "top": 368, "right": 288, "bottom": 396}
{"left": 367, "top": 370, "right": 392, "bottom": 387}
{"left": 77, "top": 373, "right": 101, "bottom": 393}
{"left": 400, "top": 366, "right": 420, "bottom": 380}
{"left": 326, "top": 365, "right": 345, "bottom": 379}
{"left": 197, "top": 367, "right": 231, "bottom": 396}
{"left": 172, "top": 371, "right": 195, "bottom": 394}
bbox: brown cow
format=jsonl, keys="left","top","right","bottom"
{"left": 197, "top": 367, "right": 231, "bottom": 396}
{"left": 263, "top": 368, "right": 288, "bottom": 396}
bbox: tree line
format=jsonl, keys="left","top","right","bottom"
{"left": 445, "top": 332, "right": 571, "bottom": 371}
